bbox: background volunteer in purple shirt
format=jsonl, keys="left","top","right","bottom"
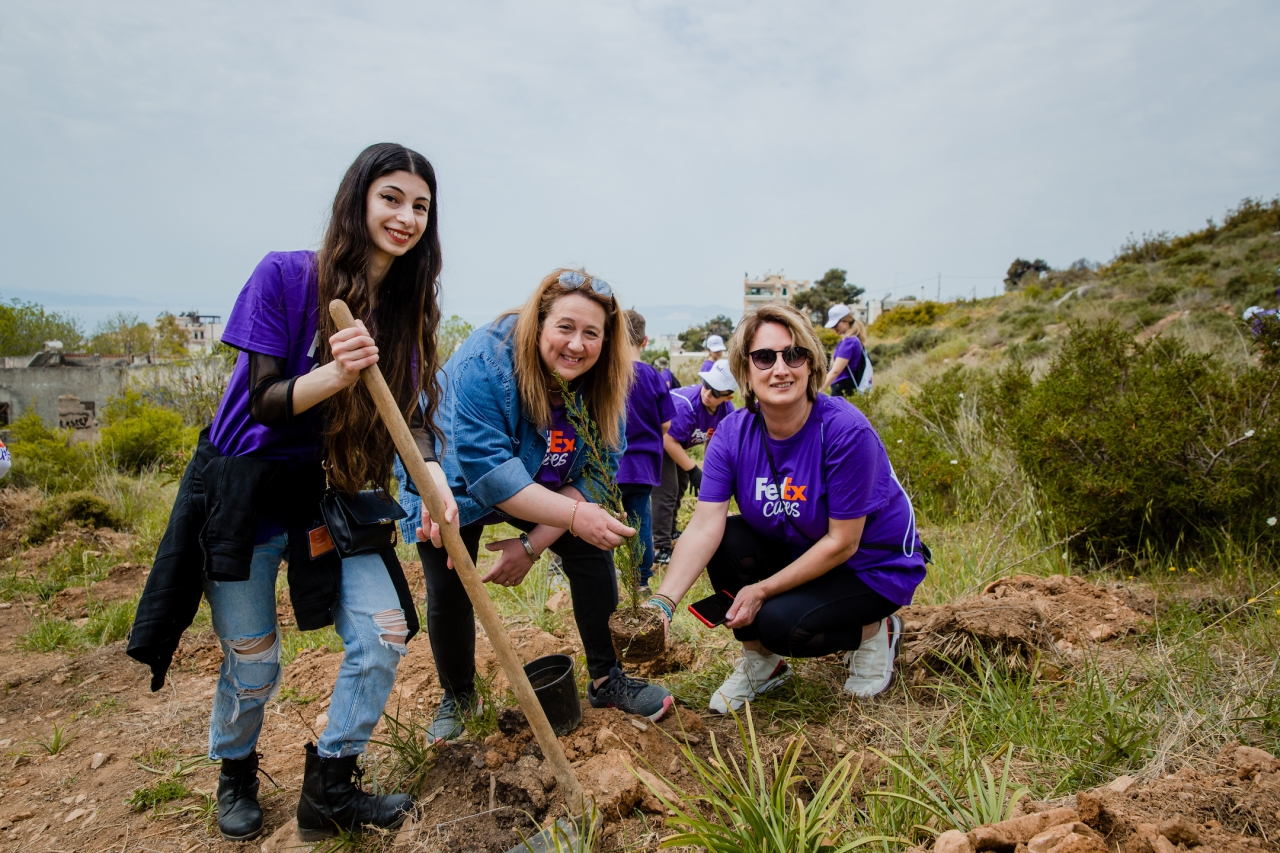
{"left": 700, "top": 333, "right": 727, "bottom": 372}
{"left": 647, "top": 303, "right": 926, "bottom": 714}
{"left": 617, "top": 311, "right": 675, "bottom": 590}
{"left": 821, "top": 302, "right": 871, "bottom": 397}
{"left": 153, "top": 144, "right": 457, "bottom": 842}
{"left": 411, "top": 271, "right": 675, "bottom": 740}
{"left": 652, "top": 359, "right": 736, "bottom": 564}
{"left": 654, "top": 355, "right": 680, "bottom": 390}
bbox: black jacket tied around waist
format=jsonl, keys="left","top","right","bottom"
{"left": 126, "top": 428, "right": 419, "bottom": 691}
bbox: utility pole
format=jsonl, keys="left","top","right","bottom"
{"left": 937, "top": 273, "right": 941, "bottom": 302}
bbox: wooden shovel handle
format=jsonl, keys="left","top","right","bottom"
{"left": 327, "top": 300, "right": 588, "bottom": 812}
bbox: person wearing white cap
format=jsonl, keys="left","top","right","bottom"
{"left": 821, "top": 304, "right": 872, "bottom": 397}
{"left": 700, "top": 334, "right": 727, "bottom": 373}
{"left": 0, "top": 438, "right": 10, "bottom": 481}
{"left": 653, "top": 359, "right": 738, "bottom": 564}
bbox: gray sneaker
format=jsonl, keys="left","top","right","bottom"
{"left": 426, "top": 691, "right": 483, "bottom": 744}
{"left": 587, "top": 666, "right": 673, "bottom": 721}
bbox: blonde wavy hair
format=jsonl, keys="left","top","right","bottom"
{"left": 846, "top": 318, "right": 868, "bottom": 346}
{"left": 502, "top": 268, "right": 632, "bottom": 448}
{"left": 728, "top": 303, "right": 827, "bottom": 412}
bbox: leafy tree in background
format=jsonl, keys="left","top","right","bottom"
{"left": 153, "top": 313, "right": 191, "bottom": 357}
{"left": 0, "top": 298, "right": 85, "bottom": 356}
{"left": 678, "top": 314, "right": 735, "bottom": 351}
{"left": 437, "top": 315, "right": 473, "bottom": 361}
{"left": 90, "top": 312, "right": 154, "bottom": 356}
{"left": 791, "top": 268, "right": 865, "bottom": 324}
{"left": 1004, "top": 258, "right": 1051, "bottom": 291}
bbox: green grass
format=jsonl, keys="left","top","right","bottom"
{"left": 280, "top": 624, "right": 344, "bottom": 666}
{"left": 125, "top": 778, "right": 190, "bottom": 812}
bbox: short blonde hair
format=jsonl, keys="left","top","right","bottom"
{"left": 728, "top": 303, "right": 827, "bottom": 412}
{"left": 501, "top": 268, "right": 631, "bottom": 449}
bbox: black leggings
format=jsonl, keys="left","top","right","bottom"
{"left": 417, "top": 519, "right": 621, "bottom": 694}
{"left": 705, "top": 515, "right": 899, "bottom": 657}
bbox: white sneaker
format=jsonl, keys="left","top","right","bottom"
{"left": 709, "top": 649, "right": 792, "bottom": 714}
{"left": 843, "top": 614, "right": 903, "bottom": 698}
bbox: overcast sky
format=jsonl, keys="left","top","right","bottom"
{"left": 2, "top": 1, "right": 1277, "bottom": 334}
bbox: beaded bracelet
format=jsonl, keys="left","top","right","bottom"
{"left": 647, "top": 597, "right": 674, "bottom": 621}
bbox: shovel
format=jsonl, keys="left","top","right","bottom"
{"left": 329, "top": 301, "right": 596, "bottom": 852}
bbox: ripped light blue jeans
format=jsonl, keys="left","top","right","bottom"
{"left": 203, "top": 532, "right": 407, "bottom": 760}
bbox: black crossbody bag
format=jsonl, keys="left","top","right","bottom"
{"left": 319, "top": 487, "right": 408, "bottom": 558}
{"left": 754, "top": 411, "right": 931, "bottom": 563}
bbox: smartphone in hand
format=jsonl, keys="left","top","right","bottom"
{"left": 688, "top": 590, "right": 736, "bottom": 628}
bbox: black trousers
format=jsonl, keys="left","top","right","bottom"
{"left": 652, "top": 452, "right": 690, "bottom": 552}
{"left": 705, "top": 515, "right": 899, "bottom": 657}
{"left": 417, "top": 518, "right": 621, "bottom": 693}
{"left": 829, "top": 377, "right": 857, "bottom": 398}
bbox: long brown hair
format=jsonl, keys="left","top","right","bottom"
{"left": 316, "top": 143, "right": 443, "bottom": 493}
{"left": 728, "top": 303, "right": 826, "bottom": 413}
{"left": 503, "top": 269, "right": 631, "bottom": 449}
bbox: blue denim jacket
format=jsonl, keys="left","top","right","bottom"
{"left": 396, "top": 314, "right": 624, "bottom": 536}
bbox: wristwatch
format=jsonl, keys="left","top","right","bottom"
{"left": 519, "top": 532, "right": 538, "bottom": 560}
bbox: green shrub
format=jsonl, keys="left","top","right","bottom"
{"left": 3, "top": 409, "right": 91, "bottom": 492}
{"left": 27, "top": 490, "right": 122, "bottom": 542}
{"left": 812, "top": 324, "right": 840, "bottom": 356}
{"left": 870, "top": 328, "right": 947, "bottom": 369}
{"left": 871, "top": 301, "right": 947, "bottom": 335}
{"left": 99, "top": 390, "right": 192, "bottom": 474}
{"left": 1166, "top": 248, "right": 1210, "bottom": 268}
{"left": 1147, "top": 283, "right": 1179, "bottom": 304}
{"left": 993, "top": 322, "right": 1280, "bottom": 558}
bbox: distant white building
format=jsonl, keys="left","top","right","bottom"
{"left": 743, "top": 273, "right": 811, "bottom": 315}
{"left": 848, "top": 295, "right": 921, "bottom": 327}
{"left": 651, "top": 333, "right": 683, "bottom": 354}
{"left": 171, "top": 312, "right": 222, "bottom": 353}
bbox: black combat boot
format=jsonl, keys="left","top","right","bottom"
{"left": 296, "top": 742, "right": 413, "bottom": 841}
{"left": 216, "top": 752, "right": 264, "bottom": 840}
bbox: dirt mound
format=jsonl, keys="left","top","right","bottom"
{"left": 0, "top": 488, "right": 41, "bottom": 558}
{"left": 409, "top": 704, "right": 705, "bottom": 851}
{"left": 921, "top": 748, "right": 1280, "bottom": 853}
{"left": 900, "top": 574, "right": 1149, "bottom": 673}
{"left": 1075, "top": 745, "right": 1280, "bottom": 853}
{"left": 6, "top": 525, "right": 134, "bottom": 574}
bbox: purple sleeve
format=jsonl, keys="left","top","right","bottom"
{"left": 221, "top": 253, "right": 293, "bottom": 358}
{"left": 658, "top": 383, "right": 675, "bottom": 424}
{"left": 826, "top": 423, "right": 892, "bottom": 519}
{"left": 834, "top": 336, "right": 857, "bottom": 361}
{"left": 667, "top": 393, "right": 695, "bottom": 445}
{"left": 698, "top": 417, "right": 738, "bottom": 503}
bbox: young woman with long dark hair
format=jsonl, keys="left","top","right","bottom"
{"left": 128, "top": 143, "right": 457, "bottom": 842}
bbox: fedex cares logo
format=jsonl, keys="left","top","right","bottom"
{"left": 543, "top": 429, "right": 575, "bottom": 469}
{"left": 754, "top": 476, "right": 807, "bottom": 518}
{"left": 688, "top": 426, "right": 716, "bottom": 446}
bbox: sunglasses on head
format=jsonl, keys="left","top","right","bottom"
{"left": 749, "top": 346, "right": 810, "bottom": 371}
{"left": 557, "top": 271, "right": 614, "bottom": 303}
{"left": 702, "top": 382, "right": 734, "bottom": 399}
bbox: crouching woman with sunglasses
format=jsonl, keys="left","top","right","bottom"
{"left": 405, "top": 269, "right": 675, "bottom": 744}
{"left": 647, "top": 303, "right": 926, "bottom": 712}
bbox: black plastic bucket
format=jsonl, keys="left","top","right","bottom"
{"left": 522, "top": 653, "right": 582, "bottom": 736}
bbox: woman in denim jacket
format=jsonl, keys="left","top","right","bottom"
{"left": 404, "top": 269, "right": 675, "bottom": 741}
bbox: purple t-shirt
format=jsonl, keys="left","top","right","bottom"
{"left": 668, "top": 386, "right": 734, "bottom": 450}
{"left": 657, "top": 368, "right": 677, "bottom": 390}
{"left": 210, "top": 251, "right": 324, "bottom": 461}
{"left": 699, "top": 395, "right": 926, "bottom": 606}
{"left": 536, "top": 404, "right": 578, "bottom": 489}
{"left": 700, "top": 358, "right": 716, "bottom": 373}
{"left": 834, "top": 336, "right": 866, "bottom": 385}
{"left": 618, "top": 361, "right": 676, "bottom": 487}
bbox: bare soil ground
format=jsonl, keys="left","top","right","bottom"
{"left": 0, "top": 518, "right": 1272, "bottom": 853}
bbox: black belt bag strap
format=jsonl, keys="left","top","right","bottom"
{"left": 319, "top": 488, "right": 408, "bottom": 558}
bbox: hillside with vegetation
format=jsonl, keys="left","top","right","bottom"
{"left": 0, "top": 200, "right": 1276, "bottom": 852}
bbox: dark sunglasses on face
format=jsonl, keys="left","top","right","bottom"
{"left": 748, "top": 346, "right": 810, "bottom": 371}
{"left": 557, "top": 270, "right": 614, "bottom": 303}
{"left": 702, "top": 382, "right": 734, "bottom": 399}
